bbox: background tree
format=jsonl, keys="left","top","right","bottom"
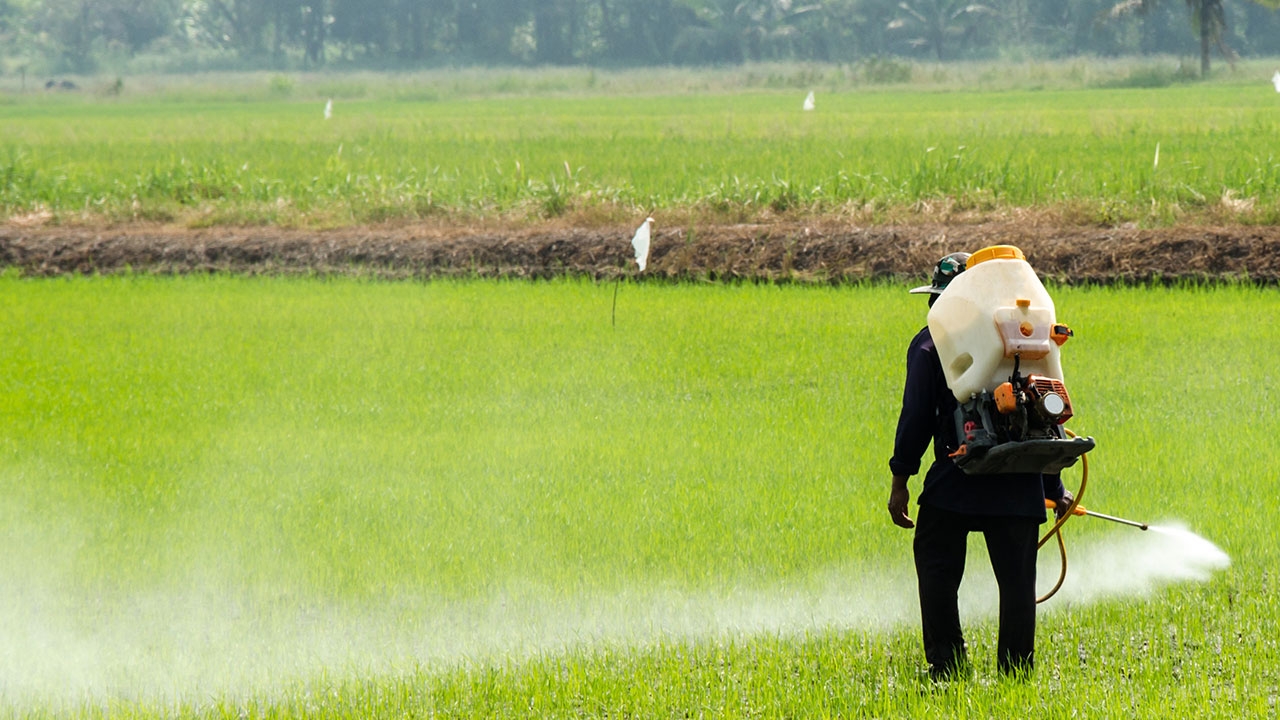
{"left": 29, "top": 0, "right": 99, "bottom": 72}
{"left": 532, "top": 0, "right": 574, "bottom": 63}
{"left": 1234, "top": 0, "right": 1280, "bottom": 55}
{"left": 329, "top": 0, "right": 392, "bottom": 59}
{"left": 6, "top": 0, "right": 1280, "bottom": 75}
{"left": 590, "top": 0, "right": 695, "bottom": 65}
{"left": 299, "top": 0, "right": 329, "bottom": 66}
{"left": 672, "top": 0, "right": 822, "bottom": 64}
{"left": 184, "top": 0, "right": 271, "bottom": 59}
{"left": 887, "top": 0, "right": 997, "bottom": 60}
{"left": 454, "top": 0, "right": 524, "bottom": 63}
{"left": 104, "top": 0, "right": 179, "bottom": 54}
{"left": 29, "top": 0, "right": 177, "bottom": 70}
{"left": 1108, "top": 0, "right": 1233, "bottom": 76}
{"left": 0, "top": 0, "right": 19, "bottom": 51}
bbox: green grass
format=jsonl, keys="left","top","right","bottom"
{"left": 4, "top": 66, "right": 1280, "bottom": 226}
{"left": 0, "top": 276, "right": 1275, "bottom": 716}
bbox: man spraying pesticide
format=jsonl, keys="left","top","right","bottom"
{"left": 886, "top": 245, "right": 1148, "bottom": 681}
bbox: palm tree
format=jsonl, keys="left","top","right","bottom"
{"left": 1107, "top": 0, "right": 1233, "bottom": 77}
{"left": 887, "top": 0, "right": 996, "bottom": 61}
{"left": 673, "top": 0, "right": 820, "bottom": 63}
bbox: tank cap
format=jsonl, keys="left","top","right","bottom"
{"left": 967, "top": 245, "right": 1025, "bottom": 268}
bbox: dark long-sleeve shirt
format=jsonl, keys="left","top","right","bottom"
{"left": 890, "top": 326, "right": 1065, "bottom": 520}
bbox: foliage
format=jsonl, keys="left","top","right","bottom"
{"left": 672, "top": 0, "right": 824, "bottom": 63}
{"left": 886, "top": 0, "right": 998, "bottom": 60}
{"left": 1, "top": 0, "right": 1280, "bottom": 73}
{"left": 20, "top": 0, "right": 179, "bottom": 73}
{"left": 1106, "top": 0, "right": 1237, "bottom": 76}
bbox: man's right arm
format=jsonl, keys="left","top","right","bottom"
{"left": 888, "top": 473, "right": 914, "bottom": 528}
{"left": 887, "top": 333, "right": 937, "bottom": 529}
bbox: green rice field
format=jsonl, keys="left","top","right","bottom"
{"left": 2, "top": 63, "right": 1276, "bottom": 717}
{"left": 4, "top": 67, "right": 1280, "bottom": 226}
{"left": 0, "top": 275, "right": 1272, "bottom": 717}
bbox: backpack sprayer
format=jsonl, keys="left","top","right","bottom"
{"left": 927, "top": 245, "right": 1150, "bottom": 603}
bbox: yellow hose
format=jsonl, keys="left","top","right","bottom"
{"left": 1036, "top": 429, "right": 1088, "bottom": 604}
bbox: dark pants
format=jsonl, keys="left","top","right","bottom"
{"left": 913, "top": 503, "right": 1040, "bottom": 676}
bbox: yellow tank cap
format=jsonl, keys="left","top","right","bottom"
{"left": 967, "top": 245, "right": 1025, "bottom": 268}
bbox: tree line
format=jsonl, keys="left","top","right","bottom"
{"left": 4, "top": 0, "right": 1280, "bottom": 77}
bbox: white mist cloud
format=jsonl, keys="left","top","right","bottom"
{"left": 1042, "top": 522, "right": 1230, "bottom": 605}
{"left": 0, "top": 565, "right": 923, "bottom": 709}
{"left": 0, "top": 524, "right": 1228, "bottom": 710}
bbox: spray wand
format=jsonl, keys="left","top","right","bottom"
{"left": 1044, "top": 499, "right": 1148, "bottom": 531}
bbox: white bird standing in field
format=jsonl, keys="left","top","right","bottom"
{"left": 631, "top": 217, "right": 653, "bottom": 272}
{"left": 324, "top": 98, "right": 333, "bottom": 119}
{"left": 1272, "top": 71, "right": 1280, "bottom": 92}
{"left": 803, "top": 90, "right": 815, "bottom": 111}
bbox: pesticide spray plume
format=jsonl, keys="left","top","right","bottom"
{"left": 0, "top": 527, "right": 1229, "bottom": 711}
{"left": 0, "top": 562, "right": 926, "bottom": 711}
{"left": 1038, "top": 520, "right": 1230, "bottom": 607}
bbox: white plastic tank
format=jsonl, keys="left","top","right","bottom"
{"left": 927, "top": 245, "right": 1065, "bottom": 402}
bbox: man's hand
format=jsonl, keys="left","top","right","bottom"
{"left": 1053, "top": 490, "right": 1075, "bottom": 520}
{"left": 888, "top": 475, "right": 914, "bottom": 529}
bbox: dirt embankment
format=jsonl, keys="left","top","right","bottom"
{"left": 2, "top": 221, "right": 1278, "bottom": 284}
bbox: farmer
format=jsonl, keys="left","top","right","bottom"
{"left": 887, "top": 251, "right": 1071, "bottom": 680}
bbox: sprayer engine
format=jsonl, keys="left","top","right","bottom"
{"left": 949, "top": 355, "right": 1095, "bottom": 475}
